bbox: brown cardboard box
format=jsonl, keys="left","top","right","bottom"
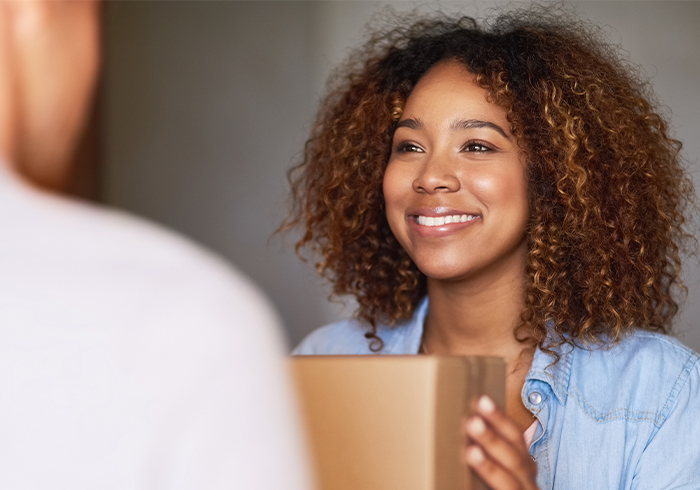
{"left": 292, "top": 356, "right": 505, "bottom": 490}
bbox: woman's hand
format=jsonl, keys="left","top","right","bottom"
{"left": 464, "top": 395, "right": 539, "bottom": 490}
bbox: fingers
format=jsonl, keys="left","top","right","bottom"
{"left": 465, "top": 444, "right": 533, "bottom": 490}
{"left": 465, "top": 415, "right": 530, "bottom": 477}
{"left": 475, "top": 395, "right": 528, "bottom": 451}
{"left": 464, "top": 396, "right": 538, "bottom": 490}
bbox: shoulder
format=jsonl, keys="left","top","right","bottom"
{"left": 567, "top": 330, "right": 700, "bottom": 425}
{"left": 83, "top": 206, "right": 284, "bottom": 343}
{"left": 293, "top": 298, "right": 428, "bottom": 355}
{"left": 0, "top": 188, "right": 283, "bottom": 349}
{"left": 292, "top": 308, "right": 427, "bottom": 356}
{"left": 293, "top": 298, "right": 429, "bottom": 355}
{"left": 575, "top": 330, "right": 698, "bottom": 382}
{"left": 5, "top": 187, "right": 242, "bottom": 291}
{"left": 292, "top": 319, "right": 376, "bottom": 355}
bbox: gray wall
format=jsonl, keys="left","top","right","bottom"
{"left": 103, "top": 1, "right": 700, "bottom": 351}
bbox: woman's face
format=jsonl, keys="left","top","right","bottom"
{"left": 383, "top": 61, "right": 529, "bottom": 283}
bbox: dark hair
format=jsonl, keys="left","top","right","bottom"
{"left": 283, "top": 6, "right": 696, "bottom": 354}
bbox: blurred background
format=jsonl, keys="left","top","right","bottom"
{"left": 68, "top": 1, "right": 700, "bottom": 351}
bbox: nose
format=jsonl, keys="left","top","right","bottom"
{"left": 412, "top": 156, "right": 460, "bottom": 194}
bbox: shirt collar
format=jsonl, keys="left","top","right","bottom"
{"left": 526, "top": 338, "right": 573, "bottom": 405}
{"left": 382, "top": 296, "right": 572, "bottom": 405}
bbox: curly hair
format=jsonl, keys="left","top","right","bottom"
{"left": 282, "top": 6, "right": 696, "bottom": 353}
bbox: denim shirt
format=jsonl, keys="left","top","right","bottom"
{"left": 293, "top": 299, "right": 700, "bottom": 489}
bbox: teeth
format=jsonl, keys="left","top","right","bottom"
{"left": 416, "top": 214, "right": 478, "bottom": 226}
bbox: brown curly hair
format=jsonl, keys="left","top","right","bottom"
{"left": 282, "top": 6, "right": 696, "bottom": 353}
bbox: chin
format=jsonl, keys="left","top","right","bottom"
{"left": 412, "top": 260, "right": 472, "bottom": 282}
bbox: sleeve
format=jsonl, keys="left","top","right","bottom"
{"left": 631, "top": 354, "right": 700, "bottom": 489}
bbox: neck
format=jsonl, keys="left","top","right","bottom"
{"left": 0, "top": 4, "right": 18, "bottom": 168}
{"left": 421, "top": 244, "right": 537, "bottom": 428}
{"left": 422, "top": 248, "right": 530, "bottom": 367}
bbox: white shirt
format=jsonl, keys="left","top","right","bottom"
{"left": 0, "top": 161, "right": 312, "bottom": 490}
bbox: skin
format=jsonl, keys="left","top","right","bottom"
{"left": 0, "top": 0, "right": 100, "bottom": 189}
{"left": 383, "top": 60, "right": 538, "bottom": 489}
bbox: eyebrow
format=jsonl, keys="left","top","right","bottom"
{"left": 395, "top": 117, "right": 510, "bottom": 139}
{"left": 451, "top": 118, "right": 509, "bottom": 139}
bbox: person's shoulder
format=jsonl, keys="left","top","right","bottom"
{"left": 568, "top": 330, "right": 700, "bottom": 422}
{"left": 23, "top": 190, "right": 241, "bottom": 285}
{"left": 3, "top": 188, "right": 282, "bottom": 344}
{"left": 67, "top": 201, "right": 289, "bottom": 366}
{"left": 90, "top": 207, "right": 281, "bottom": 334}
{"left": 596, "top": 330, "right": 698, "bottom": 373}
{"left": 292, "top": 319, "right": 375, "bottom": 355}
{"left": 70, "top": 198, "right": 227, "bottom": 271}
{"left": 293, "top": 298, "right": 428, "bottom": 355}
{"left": 573, "top": 329, "right": 698, "bottom": 372}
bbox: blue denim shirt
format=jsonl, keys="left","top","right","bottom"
{"left": 293, "top": 299, "right": 700, "bottom": 489}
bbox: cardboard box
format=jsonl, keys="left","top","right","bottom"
{"left": 291, "top": 356, "right": 505, "bottom": 490}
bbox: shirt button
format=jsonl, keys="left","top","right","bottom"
{"left": 528, "top": 392, "right": 542, "bottom": 405}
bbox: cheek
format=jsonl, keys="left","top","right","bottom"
{"left": 502, "top": 169, "right": 530, "bottom": 217}
{"left": 468, "top": 168, "right": 528, "bottom": 210}
{"left": 382, "top": 163, "right": 408, "bottom": 220}
{"left": 382, "top": 162, "right": 417, "bottom": 250}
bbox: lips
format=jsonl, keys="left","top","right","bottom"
{"left": 408, "top": 207, "right": 481, "bottom": 237}
{"left": 416, "top": 214, "right": 479, "bottom": 226}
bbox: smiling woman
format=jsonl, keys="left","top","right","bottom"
{"left": 283, "top": 6, "right": 700, "bottom": 490}
{"left": 384, "top": 61, "right": 529, "bottom": 284}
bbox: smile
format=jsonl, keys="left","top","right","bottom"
{"left": 416, "top": 214, "right": 479, "bottom": 226}
{"left": 407, "top": 209, "right": 482, "bottom": 238}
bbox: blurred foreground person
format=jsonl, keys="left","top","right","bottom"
{"left": 0, "top": 2, "right": 312, "bottom": 489}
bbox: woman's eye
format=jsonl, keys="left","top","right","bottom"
{"left": 395, "top": 142, "right": 423, "bottom": 153}
{"left": 463, "top": 142, "right": 493, "bottom": 152}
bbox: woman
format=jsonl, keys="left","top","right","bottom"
{"left": 284, "top": 7, "right": 700, "bottom": 489}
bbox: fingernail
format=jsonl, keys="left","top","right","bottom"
{"left": 478, "top": 395, "right": 495, "bottom": 414}
{"left": 467, "top": 416, "right": 486, "bottom": 435}
{"left": 465, "top": 445, "right": 484, "bottom": 465}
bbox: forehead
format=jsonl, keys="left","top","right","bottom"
{"left": 401, "top": 61, "right": 510, "bottom": 131}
